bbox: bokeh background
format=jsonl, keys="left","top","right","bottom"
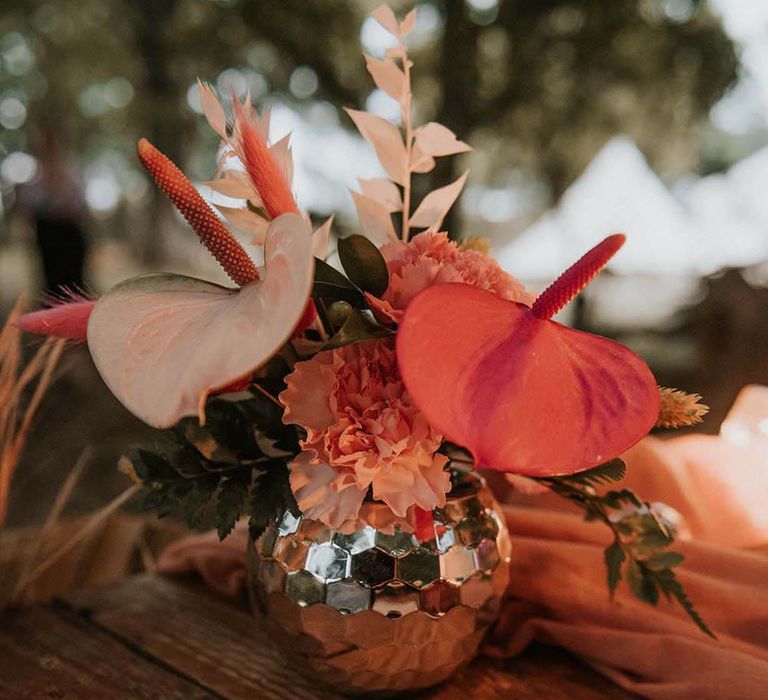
{"left": 1, "top": 0, "right": 767, "bottom": 526}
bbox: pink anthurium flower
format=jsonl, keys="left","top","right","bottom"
{"left": 18, "top": 126, "right": 314, "bottom": 429}
{"left": 396, "top": 234, "right": 660, "bottom": 476}
{"left": 88, "top": 214, "right": 312, "bottom": 428}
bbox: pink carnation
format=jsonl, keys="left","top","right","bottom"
{"left": 280, "top": 340, "right": 450, "bottom": 531}
{"left": 367, "top": 231, "right": 534, "bottom": 323}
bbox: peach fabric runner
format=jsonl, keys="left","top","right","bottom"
{"left": 158, "top": 386, "right": 768, "bottom": 700}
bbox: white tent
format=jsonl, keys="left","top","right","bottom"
{"left": 498, "top": 136, "right": 768, "bottom": 281}
{"left": 682, "top": 148, "right": 768, "bottom": 273}
{"left": 497, "top": 137, "right": 701, "bottom": 279}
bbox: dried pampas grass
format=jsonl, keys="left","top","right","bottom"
{"left": 0, "top": 299, "right": 65, "bottom": 536}
{"left": 0, "top": 300, "right": 145, "bottom": 608}
{"left": 0, "top": 300, "right": 160, "bottom": 610}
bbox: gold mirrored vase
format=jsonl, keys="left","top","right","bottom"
{"left": 247, "top": 471, "right": 511, "bottom": 696}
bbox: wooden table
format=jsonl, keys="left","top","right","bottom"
{"left": 0, "top": 574, "right": 635, "bottom": 699}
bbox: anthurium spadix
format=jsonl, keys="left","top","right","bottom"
{"left": 396, "top": 234, "right": 660, "bottom": 476}
{"left": 87, "top": 213, "right": 313, "bottom": 428}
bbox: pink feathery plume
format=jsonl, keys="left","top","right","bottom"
{"left": 531, "top": 234, "right": 626, "bottom": 320}
{"left": 232, "top": 96, "right": 299, "bottom": 219}
{"left": 16, "top": 291, "right": 96, "bottom": 341}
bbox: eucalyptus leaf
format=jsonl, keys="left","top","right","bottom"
{"left": 337, "top": 234, "right": 389, "bottom": 297}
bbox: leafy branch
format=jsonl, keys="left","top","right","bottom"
{"left": 398, "top": 18, "right": 415, "bottom": 241}
{"left": 537, "top": 460, "right": 715, "bottom": 638}
{"left": 311, "top": 235, "right": 395, "bottom": 349}
{"left": 120, "top": 385, "right": 300, "bottom": 540}
{"left": 346, "top": 5, "right": 471, "bottom": 245}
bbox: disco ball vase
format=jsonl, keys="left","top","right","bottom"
{"left": 247, "top": 471, "right": 511, "bottom": 696}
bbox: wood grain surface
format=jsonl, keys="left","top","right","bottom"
{"left": 0, "top": 574, "right": 636, "bottom": 699}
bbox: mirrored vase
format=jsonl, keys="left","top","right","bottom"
{"left": 247, "top": 471, "right": 511, "bottom": 696}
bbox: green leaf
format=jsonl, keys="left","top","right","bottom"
{"left": 643, "top": 550, "right": 684, "bottom": 571}
{"left": 248, "top": 461, "right": 297, "bottom": 540}
{"left": 312, "top": 258, "right": 365, "bottom": 306}
{"left": 604, "top": 541, "right": 625, "bottom": 599}
{"left": 179, "top": 479, "right": 217, "bottom": 528}
{"left": 182, "top": 421, "right": 242, "bottom": 466}
{"left": 321, "top": 308, "right": 394, "bottom": 350}
{"left": 337, "top": 234, "right": 389, "bottom": 297}
{"left": 614, "top": 507, "right": 674, "bottom": 555}
{"left": 144, "top": 477, "right": 217, "bottom": 528}
{"left": 246, "top": 200, "right": 268, "bottom": 218}
{"left": 564, "top": 458, "right": 627, "bottom": 487}
{"left": 653, "top": 568, "right": 716, "bottom": 638}
{"left": 626, "top": 559, "right": 659, "bottom": 604}
{"left": 142, "top": 483, "right": 176, "bottom": 517}
{"left": 243, "top": 383, "right": 301, "bottom": 454}
{"left": 121, "top": 445, "right": 194, "bottom": 482}
{"left": 539, "top": 464, "right": 714, "bottom": 638}
{"left": 603, "top": 488, "right": 642, "bottom": 509}
{"left": 215, "top": 472, "right": 252, "bottom": 540}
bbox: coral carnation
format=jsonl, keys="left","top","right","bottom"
{"left": 368, "top": 231, "right": 534, "bottom": 323}
{"left": 280, "top": 340, "right": 450, "bottom": 531}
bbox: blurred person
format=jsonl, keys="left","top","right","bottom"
{"left": 14, "top": 126, "right": 89, "bottom": 295}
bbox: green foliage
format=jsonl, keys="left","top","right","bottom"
{"left": 321, "top": 308, "right": 394, "bottom": 350}
{"left": 311, "top": 255, "right": 394, "bottom": 349}
{"left": 215, "top": 471, "right": 251, "bottom": 540}
{"left": 337, "top": 235, "right": 389, "bottom": 297}
{"left": 603, "top": 541, "right": 625, "bottom": 598}
{"left": 652, "top": 566, "right": 714, "bottom": 638}
{"left": 247, "top": 462, "right": 300, "bottom": 540}
{"left": 564, "top": 458, "right": 626, "bottom": 487}
{"left": 312, "top": 258, "right": 365, "bottom": 307}
{"left": 120, "top": 384, "right": 300, "bottom": 540}
{"left": 539, "top": 460, "right": 715, "bottom": 638}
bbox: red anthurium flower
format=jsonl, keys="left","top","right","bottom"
{"left": 396, "top": 234, "right": 659, "bottom": 476}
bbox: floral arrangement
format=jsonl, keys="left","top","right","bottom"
{"left": 18, "top": 5, "right": 711, "bottom": 635}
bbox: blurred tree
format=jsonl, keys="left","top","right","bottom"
{"left": 0, "top": 0, "right": 738, "bottom": 253}
{"left": 419, "top": 0, "right": 738, "bottom": 232}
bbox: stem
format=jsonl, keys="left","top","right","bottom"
{"left": 541, "top": 478, "right": 626, "bottom": 543}
{"left": 251, "top": 382, "right": 283, "bottom": 408}
{"left": 400, "top": 42, "right": 414, "bottom": 242}
{"left": 315, "top": 298, "right": 332, "bottom": 338}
